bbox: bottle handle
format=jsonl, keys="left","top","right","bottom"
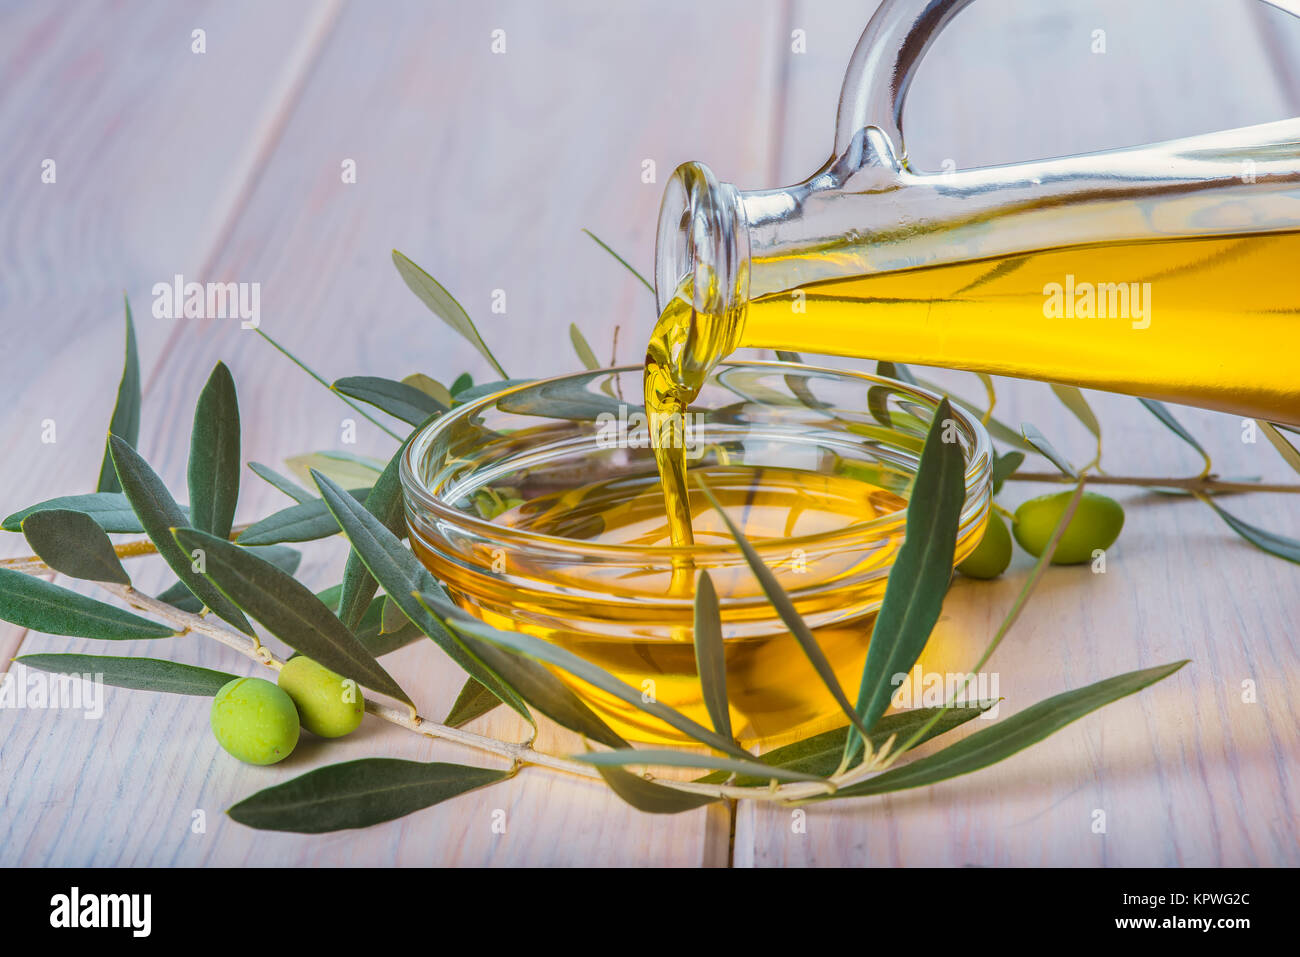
{"left": 839, "top": 0, "right": 1300, "bottom": 165}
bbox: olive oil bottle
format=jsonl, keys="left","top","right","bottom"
{"left": 650, "top": 0, "right": 1300, "bottom": 425}
{"left": 735, "top": 230, "right": 1300, "bottom": 424}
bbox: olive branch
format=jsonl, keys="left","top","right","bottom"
{"left": 1, "top": 239, "right": 1293, "bottom": 831}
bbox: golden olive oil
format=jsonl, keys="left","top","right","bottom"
{"left": 643, "top": 302, "right": 700, "bottom": 598}
{"left": 412, "top": 464, "right": 911, "bottom": 745}
{"left": 644, "top": 284, "right": 733, "bottom": 556}
{"left": 740, "top": 232, "right": 1300, "bottom": 424}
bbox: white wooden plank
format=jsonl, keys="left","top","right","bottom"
{"left": 1, "top": 0, "right": 790, "bottom": 865}
{"left": 0, "top": 1, "right": 334, "bottom": 657}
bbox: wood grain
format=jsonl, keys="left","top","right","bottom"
{"left": 1, "top": 0, "right": 790, "bottom": 866}
{"left": 1, "top": 0, "right": 1296, "bottom": 866}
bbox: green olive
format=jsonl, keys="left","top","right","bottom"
{"left": 1013, "top": 490, "right": 1125, "bottom": 565}
{"left": 278, "top": 656, "right": 365, "bottom": 738}
{"left": 210, "top": 677, "right": 299, "bottom": 765}
{"left": 958, "top": 510, "right": 1012, "bottom": 579}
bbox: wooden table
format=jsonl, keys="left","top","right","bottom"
{"left": 1, "top": 0, "right": 1296, "bottom": 866}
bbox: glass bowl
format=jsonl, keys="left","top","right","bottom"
{"left": 400, "top": 361, "right": 992, "bottom": 746}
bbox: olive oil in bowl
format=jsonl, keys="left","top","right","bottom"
{"left": 402, "top": 364, "right": 992, "bottom": 745}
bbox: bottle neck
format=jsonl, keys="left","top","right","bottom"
{"left": 655, "top": 117, "right": 1300, "bottom": 384}
{"left": 653, "top": 162, "right": 750, "bottom": 394}
{"left": 741, "top": 119, "right": 1300, "bottom": 300}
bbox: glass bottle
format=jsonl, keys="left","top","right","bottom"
{"left": 654, "top": 0, "right": 1300, "bottom": 424}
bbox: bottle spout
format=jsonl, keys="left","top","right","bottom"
{"left": 650, "top": 0, "right": 1300, "bottom": 406}
{"left": 653, "top": 161, "right": 750, "bottom": 391}
{"left": 652, "top": 130, "right": 905, "bottom": 389}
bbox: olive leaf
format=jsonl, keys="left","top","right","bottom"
{"left": 255, "top": 329, "right": 401, "bottom": 440}
{"left": 21, "top": 508, "right": 130, "bottom": 585}
{"left": 0, "top": 568, "right": 174, "bottom": 640}
{"left": 694, "top": 705, "right": 994, "bottom": 785}
{"left": 570, "top": 324, "right": 601, "bottom": 370}
{"left": 582, "top": 228, "right": 655, "bottom": 294}
{"left": 448, "top": 592, "right": 749, "bottom": 760}
{"left": 310, "top": 470, "right": 534, "bottom": 724}
{"left": 912, "top": 375, "right": 1031, "bottom": 450}
{"left": 109, "top": 434, "right": 254, "bottom": 635}
{"left": 285, "top": 451, "right": 384, "bottom": 489}
{"left": 828, "top": 661, "right": 1189, "bottom": 798}
{"left": 695, "top": 476, "right": 875, "bottom": 747}
{"left": 158, "top": 544, "right": 302, "bottom": 613}
{"left": 845, "top": 396, "right": 965, "bottom": 764}
{"left": 412, "top": 591, "right": 629, "bottom": 749}
{"left": 451, "top": 372, "right": 474, "bottom": 395}
{"left": 172, "top": 526, "right": 413, "bottom": 706}
{"left": 96, "top": 296, "right": 141, "bottom": 494}
{"left": 316, "top": 586, "right": 423, "bottom": 657}
{"left": 335, "top": 411, "right": 436, "bottom": 632}
{"left": 846, "top": 421, "right": 927, "bottom": 454}
{"left": 713, "top": 369, "right": 808, "bottom": 409}
{"left": 332, "top": 375, "right": 447, "bottom": 426}
{"left": 692, "top": 570, "right": 732, "bottom": 740}
{"left": 576, "top": 749, "right": 828, "bottom": 785}
{"left": 17, "top": 653, "right": 236, "bottom": 696}
{"left": 1201, "top": 498, "right": 1300, "bottom": 564}
{"left": 359, "top": 629, "right": 424, "bottom": 659}
{"left": 867, "top": 383, "right": 896, "bottom": 427}
{"left": 1050, "top": 383, "right": 1102, "bottom": 466}
{"left": 1020, "top": 423, "right": 1077, "bottom": 478}
{"left": 402, "top": 373, "right": 454, "bottom": 407}
{"left": 243, "top": 544, "right": 305, "bottom": 573}
{"left": 155, "top": 582, "right": 203, "bottom": 613}
{"left": 875, "top": 360, "right": 918, "bottom": 386}
{"left": 381, "top": 595, "right": 409, "bottom": 634}
{"left": 497, "top": 376, "right": 626, "bottom": 421}
{"left": 358, "top": 606, "right": 422, "bottom": 656}
{"left": 248, "top": 462, "right": 314, "bottom": 504}
{"left": 445, "top": 678, "right": 503, "bottom": 728}
{"left": 974, "top": 372, "right": 997, "bottom": 416}
{"left": 452, "top": 378, "right": 534, "bottom": 405}
{"left": 235, "top": 487, "right": 369, "bottom": 546}
{"left": 315, "top": 583, "right": 344, "bottom": 608}
{"left": 1138, "top": 398, "right": 1212, "bottom": 476}
{"left": 591, "top": 762, "right": 719, "bottom": 814}
{"left": 780, "top": 366, "right": 831, "bottom": 413}
{"left": 892, "top": 481, "right": 1086, "bottom": 755}
{"left": 973, "top": 408, "right": 1036, "bottom": 451}
{"left": 990, "top": 450, "right": 1025, "bottom": 495}
{"left": 228, "top": 758, "right": 511, "bottom": 833}
{"left": 1258, "top": 420, "right": 1300, "bottom": 476}
{"left": 2, "top": 492, "right": 154, "bottom": 534}
{"left": 188, "top": 361, "right": 241, "bottom": 539}
{"left": 392, "top": 250, "right": 508, "bottom": 378}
